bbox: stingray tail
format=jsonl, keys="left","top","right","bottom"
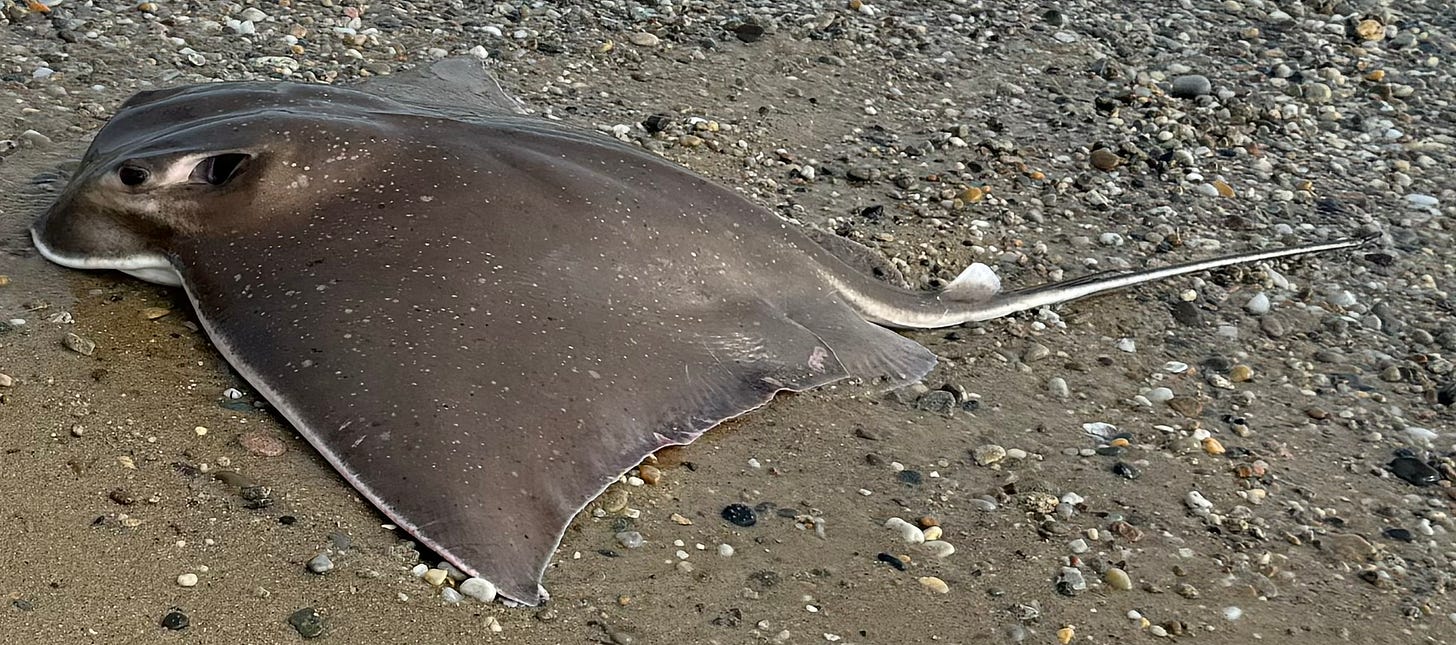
{"left": 820, "top": 233, "right": 1377, "bottom": 330}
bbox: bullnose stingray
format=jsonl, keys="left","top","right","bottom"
{"left": 29, "top": 59, "right": 1369, "bottom": 605}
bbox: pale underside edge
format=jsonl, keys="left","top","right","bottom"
{"left": 174, "top": 270, "right": 856, "bottom": 606}
{"left": 29, "top": 229, "right": 184, "bottom": 286}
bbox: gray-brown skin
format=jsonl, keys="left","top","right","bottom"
{"left": 27, "top": 59, "right": 1370, "bottom": 606}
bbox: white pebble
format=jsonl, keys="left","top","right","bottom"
{"left": 1163, "top": 361, "right": 1189, "bottom": 373}
{"left": 718, "top": 544, "right": 735, "bottom": 557}
{"left": 884, "top": 517, "right": 925, "bottom": 544}
{"left": 460, "top": 577, "right": 497, "bottom": 603}
{"left": 1185, "top": 490, "right": 1214, "bottom": 511}
{"left": 1115, "top": 337, "right": 1136, "bottom": 353}
{"left": 1145, "top": 387, "right": 1174, "bottom": 403}
{"left": 918, "top": 540, "right": 956, "bottom": 559}
{"left": 1223, "top": 606, "right": 1244, "bottom": 621}
{"left": 176, "top": 573, "right": 199, "bottom": 587}
{"left": 1244, "top": 292, "right": 1270, "bottom": 315}
{"left": 411, "top": 564, "right": 429, "bottom": 577}
{"left": 441, "top": 587, "right": 464, "bottom": 604}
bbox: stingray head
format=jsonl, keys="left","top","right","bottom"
{"left": 30, "top": 82, "right": 398, "bottom": 287}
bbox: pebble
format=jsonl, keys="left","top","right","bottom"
{"left": 1056, "top": 567, "right": 1087, "bottom": 595}
{"left": 1068, "top": 538, "right": 1089, "bottom": 554}
{"left": 876, "top": 553, "right": 907, "bottom": 571}
{"left": 306, "top": 553, "right": 334, "bottom": 574}
{"left": 0, "top": 373, "right": 12, "bottom": 387}
{"left": 1244, "top": 292, "right": 1270, "bottom": 315}
{"left": 972, "top": 444, "right": 1006, "bottom": 466}
{"left": 1184, "top": 491, "right": 1213, "bottom": 511}
{"left": 922, "top": 525, "right": 943, "bottom": 541}
{"left": 1170, "top": 74, "right": 1212, "bottom": 98}
{"left": 721, "top": 503, "right": 757, "bottom": 527}
{"left": 422, "top": 568, "right": 448, "bottom": 587}
{"left": 460, "top": 577, "right": 497, "bottom": 603}
{"left": 1145, "top": 387, "right": 1174, "bottom": 403}
{"left": 1228, "top": 365, "right": 1253, "bottom": 382}
{"left": 440, "top": 587, "right": 463, "bottom": 604}
{"left": 1389, "top": 457, "right": 1440, "bottom": 486}
{"left": 918, "top": 541, "right": 955, "bottom": 559}
{"left": 161, "top": 608, "right": 189, "bottom": 630}
{"left": 63, "top": 332, "right": 96, "bottom": 356}
{"left": 240, "top": 431, "right": 287, "bottom": 456}
{"left": 885, "top": 517, "right": 925, "bottom": 544}
{"left": 1089, "top": 148, "right": 1122, "bottom": 171}
{"left": 176, "top": 573, "right": 199, "bottom": 588}
{"left": 917, "top": 576, "right": 950, "bottom": 594}
{"left": 1048, "top": 377, "right": 1070, "bottom": 399}
{"left": 1105, "top": 567, "right": 1132, "bottom": 590}
{"left": 616, "top": 531, "right": 644, "bottom": 549}
{"left": 627, "top": 32, "right": 659, "bottom": 47}
{"left": 638, "top": 465, "right": 662, "bottom": 485}
{"left": 287, "top": 607, "right": 326, "bottom": 639}
{"left": 1115, "top": 338, "right": 1137, "bottom": 353}
{"left": 915, "top": 390, "right": 957, "bottom": 414}
{"left": 718, "top": 544, "right": 735, "bottom": 557}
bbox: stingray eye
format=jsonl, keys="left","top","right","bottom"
{"left": 117, "top": 165, "right": 150, "bottom": 187}
{"left": 190, "top": 153, "right": 250, "bottom": 186}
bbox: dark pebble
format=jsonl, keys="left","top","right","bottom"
{"left": 1112, "top": 462, "right": 1141, "bottom": 480}
{"left": 327, "top": 532, "right": 352, "bottom": 551}
{"left": 279, "top": 515, "right": 296, "bottom": 525}
{"left": 287, "top": 607, "right": 326, "bottom": 639}
{"left": 108, "top": 488, "right": 137, "bottom": 505}
{"left": 897, "top": 470, "right": 923, "bottom": 485}
{"left": 12, "top": 598, "right": 33, "bottom": 611}
{"left": 721, "top": 503, "right": 757, "bottom": 527}
{"left": 1382, "top": 527, "right": 1415, "bottom": 542}
{"left": 161, "top": 608, "right": 189, "bottom": 630}
{"left": 914, "top": 390, "right": 957, "bottom": 414}
{"left": 642, "top": 113, "right": 672, "bottom": 133}
{"left": 876, "top": 552, "right": 907, "bottom": 571}
{"left": 1389, "top": 457, "right": 1440, "bottom": 486}
{"left": 1171, "top": 300, "right": 1203, "bottom": 326}
{"left": 732, "top": 22, "right": 765, "bottom": 43}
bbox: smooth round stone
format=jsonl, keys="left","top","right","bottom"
{"left": 918, "top": 576, "right": 950, "bottom": 593}
{"left": 885, "top": 517, "right": 925, "bottom": 544}
{"left": 288, "top": 607, "right": 326, "bottom": 639}
{"left": 1244, "top": 292, "right": 1270, "bottom": 315}
{"left": 1068, "top": 538, "right": 1089, "bottom": 554}
{"left": 1170, "top": 74, "right": 1212, "bottom": 98}
{"left": 1223, "top": 606, "right": 1244, "bottom": 621}
{"left": 918, "top": 540, "right": 956, "bottom": 559}
{"left": 306, "top": 554, "right": 334, "bottom": 574}
{"left": 161, "top": 608, "right": 190, "bottom": 630}
{"left": 1115, "top": 338, "right": 1137, "bottom": 353}
{"left": 717, "top": 544, "right": 735, "bottom": 557}
{"left": 1145, "top": 387, "right": 1174, "bottom": 403}
{"left": 721, "top": 503, "right": 757, "bottom": 527}
{"left": 176, "top": 573, "right": 199, "bottom": 588}
{"left": 1105, "top": 567, "right": 1133, "bottom": 590}
{"left": 460, "top": 577, "right": 497, "bottom": 603}
{"left": 1048, "top": 377, "right": 1070, "bottom": 399}
{"left": 441, "top": 587, "right": 464, "bottom": 604}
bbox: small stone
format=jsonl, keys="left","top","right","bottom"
{"left": 1185, "top": 491, "right": 1213, "bottom": 511}
{"left": 1068, "top": 538, "right": 1089, "bottom": 554}
{"left": 615, "top": 531, "right": 645, "bottom": 549}
{"left": 1057, "top": 626, "right": 1075, "bottom": 645}
{"left": 240, "top": 431, "right": 287, "bottom": 457}
{"left": 717, "top": 544, "right": 735, "bottom": 557}
{"left": 877, "top": 553, "right": 906, "bottom": 571}
{"left": 1303, "top": 82, "right": 1333, "bottom": 104}
{"left": 885, "top": 517, "right": 925, "bottom": 544}
{"left": 422, "top": 568, "right": 448, "bottom": 587}
{"left": 176, "top": 573, "right": 199, "bottom": 588}
{"left": 1228, "top": 365, "right": 1253, "bottom": 382}
{"left": 0, "top": 373, "right": 12, "bottom": 387}
{"left": 1202, "top": 437, "right": 1226, "bottom": 455}
{"left": 922, "top": 525, "right": 943, "bottom": 541}
{"left": 1222, "top": 606, "right": 1243, "bottom": 621}
{"left": 63, "top": 332, "right": 96, "bottom": 356}
{"left": 306, "top": 553, "right": 334, "bottom": 574}
{"left": 1105, "top": 567, "right": 1132, "bottom": 591}
{"left": 1305, "top": 407, "right": 1329, "bottom": 420}
{"left": 1244, "top": 292, "right": 1270, "bottom": 315}
{"left": 1056, "top": 567, "right": 1087, "bottom": 595}
{"left": 638, "top": 465, "right": 662, "bottom": 485}
{"left": 918, "top": 541, "right": 956, "bottom": 559}
{"left": 287, "top": 607, "right": 326, "bottom": 639}
{"left": 627, "top": 32, "right": 659, "bottom": 47}
{"left": 1115, "top": 337, "right": 1137, "bottom": 353}
{"left": 1023, "top": 342, "right": 1051, "bottom": 362}
{"left": 732, "top": 22, "right": 765, "bottom": 43}
{"left": 1112, "top": 462, "right": 1141, "bottom": 479}
{"left": 722, "top": 503, "right": 757, "bottom": 527}
{"left": 140, "top": 307, "right": 171, "bottom": 320}
{"left": 1176, "top": 583, "right": 1200, "bottom": 599}
{"left": 161, "top": 608, "right": 189, "bottom": 630}
{"left": 918, "top": 576, "right": 950, "bottom": 594}
{"left": 460, "top": 577, "right": 497, "bottom": 603}
{"left": 1167, "top": 397, "right": 1203, "bottom": 418}
{"left": 1355, "top": 19, "right": 1383, "bottom": 41}
{"left": 915, "top": 390, "right": 957, "bottom": 414}
{"left": 1170, "top": 75, "right": 1212, "bottom": 98}
{"left": 1389, "top": 457, "right": 1440, "bottom": 486}
{"left": 1048, "top": 377, "right": 1070, "bottom": 399}
{"left": 1089, "top": 148, "right": 1122, "bottom": 171}
{"left": 973, "top": 444, "right": 1007, "bottom": 466}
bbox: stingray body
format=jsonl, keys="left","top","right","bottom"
{"left": 30, "top": 59, "right": 1368, "bottom": 605}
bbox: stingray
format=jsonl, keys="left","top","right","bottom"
{"left": 28, "top": 59, "right": 1370, "bottom": 605}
